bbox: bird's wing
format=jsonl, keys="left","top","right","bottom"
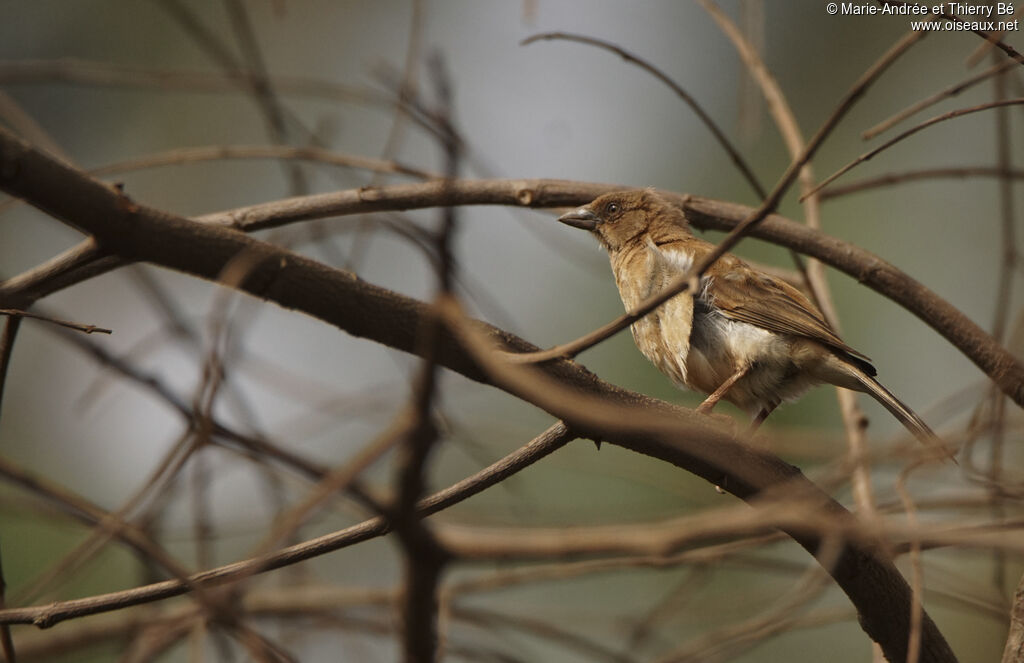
{"left": 703, "top": 254, "right": 874, "bottom": 364}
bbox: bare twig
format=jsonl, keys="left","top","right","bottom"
{"left": 805, "top": 98, "right": 1024, "bottom": 200}
{"left": 392, "top": 54, "right": 460, "bottom": 663}
{"left": 10, "top": 431, "right": 197, "bottom": 606}
{"left": 0, "top": 91, "right": 70, "bottom": 161}
{"left": 985, "top": 58, "right": 1016, "bottom": 603}
{"left": 965, "top": 4, "right": 1024, "bottom": 66}
{"left": 656, "top": 552, "right": 836, "bottom": 663}
{"left": 86, "top": 144, "right": 438, "bottom": 180}
{"left": 439, "top": 291, "right": 956, "bottom": 662}
{"left": 819, "top": 167, "right": 1024, "bottom": 199}
{"left": 0, "top": 452, "right": 213, "bottom": 611}
{"left": 0, "top": 317, "right": 19, "bottom": 423}
{"left": 0, "top": 308, "right": 111, "bottom": 335}
{"left": 696, "top": 0, "right": 877, "bottom": 520}
{"left": 221, "top": 0, "right": 308, "bottom": 195}
{"left": 372, "top": 0, "right": 424, "bottom": 177}
{"left": 880, "top": 0, "right": 1024, "bottom": 65}
{"left": 0, "top": 422, "right": 573, "bottom": 627}
{"left": 863, "top": 58, "right": 1022, "bottom": 139}
{"left": 521, "top": 31, "right": 767, "bottom": 200}
{"left": 454, "top": 604, "right": 634, "bottom": 663}
{"left": 511, "top": 25, "right": 930, "bottom": 365}
{"left": 157, "top": 0, "right": 314, "bottom": 154}
{"left": 896, "top": 463, "right": 928, "bottom": 663}
{"left": 428, "top": 502, "right": 1023, "bottom": 561}
{"left": 0, "top": 58, "right": 389, "bottom": 106}
{"left": 0, "top": 238, "right": 107, "bottom": 310}
{"left": 0, "top": 144, "right": 1021, "bottom": 407}
{"left": 990, "top": 80, "right": 1018, "bottom": 348}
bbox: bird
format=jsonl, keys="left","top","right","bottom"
{"left": 558, "top": 188, "right": 944, "bottom": 453}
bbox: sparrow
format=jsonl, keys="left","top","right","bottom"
{"left": 558, "top": 189, "right": 941, "bottom": 450}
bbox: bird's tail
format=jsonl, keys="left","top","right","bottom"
{"left": 846, "top": 365, "right": 954, "bottom": 462}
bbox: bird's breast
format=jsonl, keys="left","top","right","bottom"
{"left": 608, "top": 243, "right": 697, "bottom": 389}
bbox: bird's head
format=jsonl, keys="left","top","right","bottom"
{"left": 558, "top": 189, "right": 686, "bottom": 251}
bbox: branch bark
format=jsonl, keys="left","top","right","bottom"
{"left": 0, "top": 128, "right": 960, "bottom": 662}
{"left": 1003, "top": 572, "right": 1024, "bottom": 663}
{"left": 199, "top": 177, "right": 1023, "bottom": 409}
{"left": 3, "top": 174, "right": 1019, "bottom": 410}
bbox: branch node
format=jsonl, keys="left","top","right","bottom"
{"left": 515, "top": 186, "right": 535, "bottom": 206}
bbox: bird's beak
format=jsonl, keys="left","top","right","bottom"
{"left": 557, "top": 207, "right": 598, "bottom": 231}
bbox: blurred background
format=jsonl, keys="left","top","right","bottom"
{"left": 0, "top": 1, "right": 1021, "bottom": 661}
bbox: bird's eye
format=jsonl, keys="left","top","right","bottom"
{"left": 605, "top": 201, "right": 620, "bottom": 215}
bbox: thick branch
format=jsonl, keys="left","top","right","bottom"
{"left": 2, "top": 163, "right": 1018, "bottom": 408}
{"left": 0, "top": 128, "right": 958, "bottom": 661}
{"left": 196, "top": 178, "right": 1020, "bottom": 408}
{"left": 681, "top": 196, "right": 1024, "bottom": 408}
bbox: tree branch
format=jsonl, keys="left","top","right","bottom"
{"left": 0, "top": 422, "right": 573, "bottom": 627}
{"left": 4, "top": 169, "right": 1016, "bottom": 410}
{"left": 0, "top": 127, "right": 960, "bottom": 661}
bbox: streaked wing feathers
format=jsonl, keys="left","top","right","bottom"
{"left": 710, "top": 270, "right": 871, "bottom": 362}
{"left": 652, "top": 240, "right": 873, "bottom": 367}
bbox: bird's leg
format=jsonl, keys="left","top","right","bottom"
{"left": 696, "top": 365, "right": 750, "bottom": 415}
{"left": 748, "top": 401, "right": 779, "bottom": 433}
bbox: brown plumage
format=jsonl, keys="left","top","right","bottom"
{"left": 559, "top": 189, "right": 942, "bottom": 450}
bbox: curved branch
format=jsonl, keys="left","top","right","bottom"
{"left": 0, "top": 128, "right": 958, "bottom": 661}
{"left": 520, "top": 31, "right": 767, "bottom": 200}
{"left": 0, "top": 422, "right": 574, "bottom": 628}
{"left": 820, "top": 167, "right": 1024, "bottom": 199}
{"left": 681, "top": 195, "right": 1024, "bottom": 409}
{"left": 805, "top": 98, "right": 1024, "bottom": 199}
{"left": 197, "top": 179, "right": 1021, "bottom": 409}
{"left": 1, "top": 168, "right": 1020, "bottom": 408}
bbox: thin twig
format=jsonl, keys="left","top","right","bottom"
{"left": 0, "top": 317, "right": 19, "bottom": 424}
{"left": 0, "top": 58, "right": 390, "bottom": 106}
{"left": 88, "top": 145, "right": 438, "bottom": 180}
{"left": 696, "top": 0, "right": 878, "bottom": 520}
{"left": 805, "top": 98, "right": 1024, "bottom": 200}
{"left": 454, "top": 604, "right": 635, "bottom": 663}
{"left": 964, "top": 3, "right": 1024, "bottom": 67}
{"left": 393, "top": 54, "right": 460, "bottom": 663}
{"left": 157, "top": 0, "right": 315, "bottom": 152}
{"left": 656, "top": 553, "right": 836, "bottom": 663}
{"left": 0, "top": 238, "right": 107, "bottom": 310}
{"left": 1, "top": 154, "right": 1021, "bottom": 409}
{"left": 222, "top": 0, "right": 308, "bottom": 195}
{"left": 0, "top": 308, "right": 111, "bottom": 334}
{"left": 10, "top": 432, "right": 197, "bottom": 606}
{"left": 986, "top": 57, "right": 1015, "bottom": 602}
{"left": 0, "top": 422, "right": 573, "bottom": 627}
{"left": 1, "top": 145, "right": 1021, "bottom": 407}
{"left": 896, "top": 462, "right": 928, "bottom": 663}
{"left": 431, "top": 509, "right": 1024, "bottom": 562}
{"left": 372, "top": 0, "right": 424, "bottom": 179}
{"left": 0, "top": 452, "right": 214, "bottom": 610}
{"left": 819, "top": 167, "right": 1024, "bottom": 199}
{"left": 521, "top": 31, "right": 767, "bottom": 200}
{"left": 863, "top": 58, "right": 1022, "bottom": 139}
{"left": 880, "top": 0, "right": 1024, "bottom": 65}
{"left": 512, "top": 26, "right": 929, "bottom": 364}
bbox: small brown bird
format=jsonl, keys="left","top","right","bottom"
{"left": 559, "top": 189, "right": 940, "bottom": 448}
